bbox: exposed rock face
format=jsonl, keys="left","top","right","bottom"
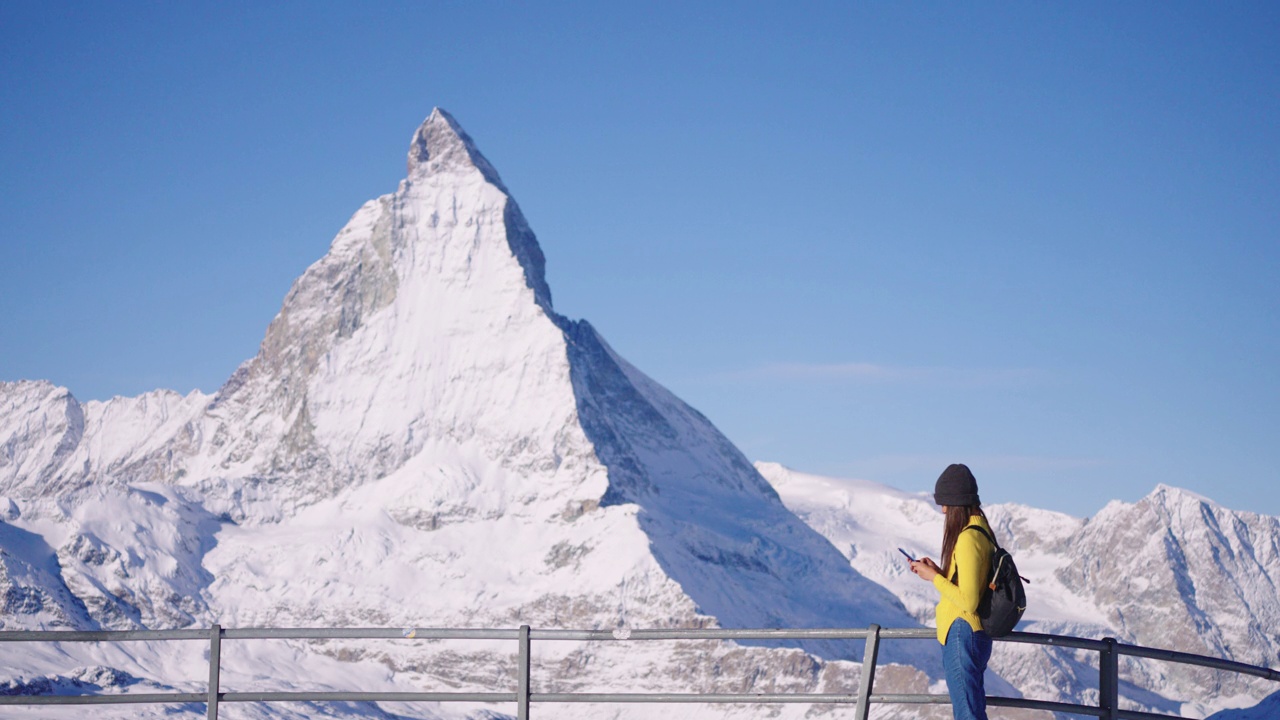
{"left": 1, "top": 380, "right": 210, "bottom": 496}
{"left": 0, "top": 381, "right": 86, "bottom": 496}
{"left": 1055, "top": 486, "right": 1280, "bottom": 713}
{"left": 1061, "top": 486, "right": 1280, "bottom": 664}
{"left": 0, "top": 533, "right": 89, "bottom": 629}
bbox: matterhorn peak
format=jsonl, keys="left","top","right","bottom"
{"left": 406, "top": 107, "right": 506, "bottom": 190}
{"left": 0, "top": 108, "right": 936, "bottom": 698}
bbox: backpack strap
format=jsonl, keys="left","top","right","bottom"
{"left": 963, "top": 524, "right": 999, "bottom": 550}
{"left": 950, "top": 524, "right": 999, "bottom": 583}
{"left": 961, "top": 524, "right": 1030, "bottom": 585}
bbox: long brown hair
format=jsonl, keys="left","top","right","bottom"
{"left": 940, "top": 504, "right": 987, "bottom": 579}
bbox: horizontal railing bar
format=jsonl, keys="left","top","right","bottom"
{"left": 988, "top": 696, "right": 1105, "bottom": 717}
{"left": 0, "top": 630, "right": 209, "bottom": 642}
{"left": 531, "top": 692, "right": 1106, "bottom": 715}
{"left": 0, "top": 693, "right": 207, "bottom": 705}
{"left": 222, "top": 628, "right": 517, "bottom": 641}
{"left": 1117, "top": 709, "right": 1189, "bottom": 720}
{"left": 874, "top": 628, "right": 937, "bottom": 640}
{"left": 869, "top": 693, "right": 956, "bottom": 704}
{"left": 527, "top": 627, "right": 1112, "bottom": 653}
{"left": 530, "top": 628, "right": 873, "bottom": 641}
{"left": 0, "top": 691, "right": 518, "bottom": 706}
{"left": 997, "top": 631, "right": 1110, "bottom": 652}
{"left": 532, "top": 692, "right": 865, "bottom": 704}
{"left": 874, "top": 694, "right": 1107, "bottom": 717}
{"left": 1117, "top": 642, "right": 1280, "bottom": 682}
{"left": 220, "top": 691, "right": 514, "bottom": 703}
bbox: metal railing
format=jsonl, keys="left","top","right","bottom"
{"left": 1, "top": 624, "right": 1277, "bottom": 719}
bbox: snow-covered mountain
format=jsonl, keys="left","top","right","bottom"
{"left": 2, "top": 108, "right": 1274, "bottom": 719}
{"left": 756, "top": 463, "right": 1280, "bottom": 718}
{"left": 1, "top": 109, "right": 946, "bottom": 719}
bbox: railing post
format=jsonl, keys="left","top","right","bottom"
{"left": 207, "top": 623, "right": 222, "bottom": 720}
{"left": 517, "top": 624, "right": 531, "bottom": 720}
{"left": 1099, "top": 636, "right": 1119, "bottom": 720}
{"left": 854, "top": 624, "right": 881, "bottom": 720}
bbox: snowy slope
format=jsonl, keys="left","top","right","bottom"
{"left": 1207, "top": 688, "right": 1280, "bottom": 720}
{"left": 757, "top": 462, "right": 1280, "bottom": 718}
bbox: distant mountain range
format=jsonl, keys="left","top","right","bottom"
{"left": 758, "top": 463, "right": 1280, "bottom": 718}
{"left": 1, "top": 109, "right": 1275, "bottom": 719}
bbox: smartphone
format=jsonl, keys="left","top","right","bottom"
{"left": 898, "top": 547, "right": 916, "bottom": 562}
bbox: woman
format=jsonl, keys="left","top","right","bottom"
{"left": 909, "top": 463, "right": 996, "bottom": 720}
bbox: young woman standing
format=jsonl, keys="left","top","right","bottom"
{"left": 909, "top": 463, "right": 996, "bottom": 720}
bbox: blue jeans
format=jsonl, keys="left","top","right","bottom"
{"left": 944, "top": 618, "right": 992, "bottom": 720}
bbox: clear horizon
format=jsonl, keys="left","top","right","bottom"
{"left": 2, "top": 2, "right": 1277, "bottom": 519}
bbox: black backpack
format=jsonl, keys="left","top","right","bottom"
{"left": 962, "top": 525, "right": 1029, "bottom": 637}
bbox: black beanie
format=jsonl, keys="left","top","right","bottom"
{"left": 934, "top": 463, "right": 981, "bottom": 506}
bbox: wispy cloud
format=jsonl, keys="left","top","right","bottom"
{"left": 712, "top": 362, "right": 1046, "bottom": 388}
{"left": 844, "top": 453, "right": 1108, "bottom": 477}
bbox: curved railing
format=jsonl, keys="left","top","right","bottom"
{"left": 1, "top": 625, "right": 1276, "bottom": 719}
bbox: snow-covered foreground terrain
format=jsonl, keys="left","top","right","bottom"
{"left": 1, "top": 109, "right": 1277, "bottom": 719}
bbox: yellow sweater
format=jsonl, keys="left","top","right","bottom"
{"left": 931, "top": 515, "right": 994, "bottom": 644}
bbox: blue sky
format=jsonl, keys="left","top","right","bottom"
{"left": 2, "top": 2, "right": 1277, "bottom": 518}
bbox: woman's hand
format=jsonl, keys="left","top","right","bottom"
{"left": 910, "top": 557, "right": 941, "bottom": 581}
